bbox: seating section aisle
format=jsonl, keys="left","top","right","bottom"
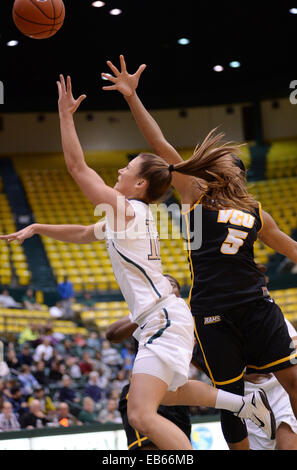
{"left": 0, "top": 190, "right": 31, "bottom": 286}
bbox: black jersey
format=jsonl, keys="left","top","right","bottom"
{"left": 182, "top": 200, "right": 268, "bottom": 315}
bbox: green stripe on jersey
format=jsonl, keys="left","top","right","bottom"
{"left": 145, "top": 308, "right": 171, "bottom": 346}
{"left": 111, "top": 241, "right": 162, "bottom": 299}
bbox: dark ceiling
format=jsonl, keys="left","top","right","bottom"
{"left": 0, "top": 0, "right": 296, "bottom": 112}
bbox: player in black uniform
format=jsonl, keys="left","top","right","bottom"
{"left": 101, "top": 55, "right": 297, "bottom": 450}
{"left": 106, "top": 275, "right": 192, "bottom": 450}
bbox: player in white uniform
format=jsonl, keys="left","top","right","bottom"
{"left": 245, "top": 318, "right": 297, "bottom": 450}
{"left": 0, "top": 74, "right": 277, "bottom": 449}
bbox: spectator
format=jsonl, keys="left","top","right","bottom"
{"left": 27, "top": 386, "right": 56, "bottom": 420}
{"left": 22, "top": 288, "right": 41, "bottom": 311}
{"left": 109, "top": 388, "right": 120, "bottom": 402}
{"left": 112, "top": 369, "right": 129, "bottom": 395}
{"left": 58, "top": 375, "right": 80, "bottom": 404}
{"left": 33, "top": 337, "right": 54, "bottom": 364}
{"left": 81, "top": 292, "right": 94, "bottom": 309}
{"left": 17, "top": 364, "right": 40, "bottom": 397}
{"left": 78, "top": 397, "right": 98, "bottom": 424}
{"left": 84, "top": 371, "right": 102, "bottom": 403}
{"left": 121, "top": 342, "right": 136, "bottom": 373}
{"left": 48, "top": 360, "right": 63, "bottom": 383}
{"left": 18, "top": 325, "right": 40, "bottom": 347}
{"left": 55, "top": 402, "right": 82, "bottom": 427}
{"left": 19, "top": 399, "right": 49, "bottom": 429}
{"left": 92, "top": 351, "right": 111, "bottom": 379}
{"left": 96, "top": 367, "right": 110, "bottom": 394}
{"left": 59, "top": 362, "right": 67, "bottom": 376}
{"left": 73, "top": 333, "right": 86, "bottom": 353}
{"left": 97, "top": 398, "right": 122, "bottom": 424}
{"left": 17, "top": 344, "right": 34, "bottom": 366}
{"left": 0, "top": 401, "right": 20, "bottom": 432}
{"left": 8, "top": 386, "right": 28, "bottom": 418}
{"left": 0, "top": 289, "right": 21, "bottom": 308}
{"left": 101, "top": 340, "right": 124, "bottom": 378}
{"left": 65, "top": 356, "right": 82, "bottom": 380}
{"left": 48, "top": 348, "right": 63, "bottom": 366}
{"left": 33, "top": 361, "right": 49, "bottom": 388}
{"left": 79, "top": 351, "right": 93, "bottom": 376}
{"left": 56, "top": 338, "right": 76, "bottom": 357}
{"left": 2, "top": 378, "right": 17, "bottom": 400}
{"left": 40, "top": 322, "right": 56, "bottom": 344}
{"left": 49, "top": 301, "right": 64, "bottom": 319}
{"left": 51, "top": 331, "right": 65, "bottom": 346}
{"left": 0, "top": 358, "right": 10, "bottom": 379}
{"left": 86, "top": 332, "right": 101, "bottom": 351}
{"left": 57, "top": 276, "right": 74, "bottom": 319}
{"left": 0, "top": 379, "right": 5, "bottom": 410}
{"left": 5, "top": 349, "right": 20, "bottom": 370}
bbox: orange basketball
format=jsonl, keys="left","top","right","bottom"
{"left": 12, "top": 0, "right": 65, "bottom": 39}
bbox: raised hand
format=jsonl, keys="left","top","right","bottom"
{"left": 0, "top": 224, "right": 36, "bottom": 245}
{"left": 57, "top": 75, "right": 87, "bottom": 116}
{"left": 101, "top": 55, "right": 146, "bottom": 97}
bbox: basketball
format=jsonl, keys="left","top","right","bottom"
{"left": 12, "top": 0, "right": 65, "bottom": 39}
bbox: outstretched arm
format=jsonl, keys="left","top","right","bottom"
{"left": 0, "top": 223, "right": 101, "bottom": 245}
{"left": 258, "top": 210, "right": 297, "bottom": 263}
{"left": 102, "top": 56, "right": 202, "bottom": 204}
{"left": 57, "top": 75, "right": 134, "bottom": 224}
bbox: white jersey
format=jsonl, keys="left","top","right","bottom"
{"left": 104, "top": 199, "right": 172, "bottom": 323}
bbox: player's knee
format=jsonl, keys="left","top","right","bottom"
{"left": 128, "top": 408, "right": 151, "bottom": 436}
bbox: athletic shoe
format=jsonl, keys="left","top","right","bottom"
{"left": 234, "top": 389, "right": 276, "bottom": 440}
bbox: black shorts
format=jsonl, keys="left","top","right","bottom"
{"left": 192, "top": 297, "right": 297, "bottom": 387}
{"left": 118, "top": 384, "right": 191, "bottom": 450}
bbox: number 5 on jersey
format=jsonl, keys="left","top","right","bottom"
{"left": 220, "top": 228, "right": 248, "bottom": 255}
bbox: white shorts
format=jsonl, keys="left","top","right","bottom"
{"left": 132, "top": 296, "right": 194, "bottom": 392}
{"left": 245, "top": 378, "right": 297, "bottom": 450}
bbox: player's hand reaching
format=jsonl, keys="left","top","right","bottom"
{"left": 57, "top": 75, "right": 87, "bottom": 116}
{"left": 0, "top": 224, "right": 37, "bottom": 245}
{"left": 102, "top": 55, "right": 146, "bottom": 97}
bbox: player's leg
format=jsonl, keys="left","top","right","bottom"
{"left": 276, "top": 422, "right": 297, "bottom": 450}
{"left": 274, "top": 365, "right": 297, "bottom": 421}
{"left": 243, "top": 298, "right": 297, "bottom": 422}
{"left": 119, "top": 383, "right": 191, "bottom": 450}
{"left": 219, "top": 380, "right": 250, "bottom": 450}
{"left": 127, "top": 373, "right": 193, "bottom": 450}
{"left": 191, "top": 315, "right": 250, "bottom": 449}
{"left": 162, "top": 377, "right": 275, "bottom": 443}
{"left": 118, "top": 383, "right": 155, "bottom": 450}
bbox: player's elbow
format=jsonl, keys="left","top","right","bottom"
{"left": 66, "top": 161, "right": 82, "bottom": 176}
{"left": 105, "top": 326, "right": 119, "bottom": 343}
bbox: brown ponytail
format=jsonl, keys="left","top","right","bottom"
{"left": 173, "top": 129, "right": 259, "bottom": 213}
{"left": 137, "top": 153, "right": 173, "bottom": 203}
